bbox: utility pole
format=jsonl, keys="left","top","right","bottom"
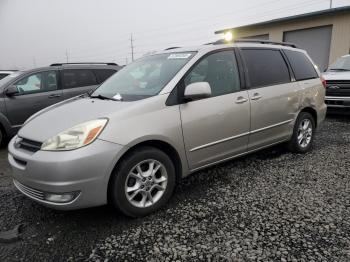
{"left": 32, "top": 57, "right": 37, "bottom": 67}
{"left": 130, "top": 34, "right": 134, "bottom": 62}
{"left": 330, "top": 0, "right": 333, "bottom": 8}
{"left": 65, "top": 49, "right": 69, "bottom": 63}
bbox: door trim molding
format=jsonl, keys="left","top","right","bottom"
{"left": 190, "top": 138, "right": 289, "bottom": 172}
{"left": 190, "top": 132, "right": 250, "bottom": 152}
{"left": 249, "top": 119, "right": 293, "bottom": 134}
{"left": 189, "top": 119, "right": 293, "bottom": 152}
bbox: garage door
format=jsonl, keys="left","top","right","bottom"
{"left": 283, "top": 26, "right": 332, "bottom": 71}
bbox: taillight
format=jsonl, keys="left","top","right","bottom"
{"left": 321, "top": 76, "right": 327, "bottom": 88}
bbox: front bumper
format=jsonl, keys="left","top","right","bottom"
{"left": 8, "top": 136, "right": 125, "bottom": 210}
{"left": 325, "top": 96, "right": 350, "bottom": 108}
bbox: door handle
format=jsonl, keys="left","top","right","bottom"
{"left": 48, "top": 94, "right": 61, "bottom": 98}
{"left": 250, "top": 93, "right": 262, "bottom": 101}
{"left": 235, "top": 96, "right": 248, "bottom": 104}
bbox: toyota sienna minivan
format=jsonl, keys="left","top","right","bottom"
{"left": 8, "top": 40, "right": 326, "bottom": 217}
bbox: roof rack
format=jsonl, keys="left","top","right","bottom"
{"left": 213, "top": 39, "right": 298, "bottom": 48}
{"left": 164, "top": 47, "right": 181, "bottom": 50}
{"left": 50, "top": 62, "right": 118, "bottom": 66}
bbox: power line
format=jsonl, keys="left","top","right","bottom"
{"left": 64, "top": 0, "right": 314, "bottom": 54}
{"left": 71, "top": 0, "right": 325, "bottom": 61}
{"left": 130, "top": 0, "right": 326, "bottom": 49}
{"left": 63, "top": 0, "right": 331, "bottom": 63}
{"left": 132, "top": 0, "right": 285, "bottom": 37}
{"left": 66, "top": 0, "right": 285, "bottom": 52}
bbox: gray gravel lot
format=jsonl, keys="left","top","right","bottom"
{"left": 0, "top": 116, "right": 350, "bottom": 261}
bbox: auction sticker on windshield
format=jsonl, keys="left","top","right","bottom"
{"left": 168, "top": 53, "right": 192, "bottom": 59}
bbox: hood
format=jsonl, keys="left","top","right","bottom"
{"left": 18, "top": 97, "right": 135, "bottom": 142}
{"left": 322, "top": 71, "right": 350, "bottom": 81}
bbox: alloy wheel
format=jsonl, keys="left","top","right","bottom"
{"left": 297, "top": 119, "right": 313, "bottom": 148}
{"left": 125, "top": 159, "right": 168, "bottom": 208}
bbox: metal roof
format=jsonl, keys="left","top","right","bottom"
{"left": 215, "top": 5, "right": 350, "bottom": 34}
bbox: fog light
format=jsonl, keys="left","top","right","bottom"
{"left": 44, "top": 192, "right": 80, "bottom": 203}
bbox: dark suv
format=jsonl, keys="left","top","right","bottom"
{"left": 0, "top": 63, "right": 121, "bottom": 145}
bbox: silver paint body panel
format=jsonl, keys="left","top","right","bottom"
{"left": 8, "top": 43, "right": 326, "bottom": 210}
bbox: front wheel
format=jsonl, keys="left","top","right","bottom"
{"left": 287, "top": 112, "right": 315, "bottom": 153}
{"left": 109, "top": 147, "right": 176, "bottom": 217}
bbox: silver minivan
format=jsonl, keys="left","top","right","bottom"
{"left": 8, "top": 40, "right": 326, "bottom": 217}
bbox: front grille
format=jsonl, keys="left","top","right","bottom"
{"left": 17, "top": 138, "right": 42, "bottom": 153}
{"left": 326, "top": 80, "right": 350, "bottom": 97}
{"left": 13, "top": 180, "right": 45, "bottom": 200}
{"left": 326, "top": 80, "right": 350, "bottom": 85}
{"left": 326, "top": 100, "right": 343, "bottom": 106}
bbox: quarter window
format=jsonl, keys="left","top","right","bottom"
{"left": 284, "top": 50, "right": 318, "bottom": 81}
{"left": 241, "top": 49, "right": 291, "bottom": 88}
{"left": 0, "top": 73, "right": 9, "bottom": 80}
{"left": 62, "top": 69, "right": 97, "bottom": 89}
{"left": 184, "top": 50, "right": 240, "bottom": 97}
{"left": 14, "top": 71, "right": 58, "bottom": 95}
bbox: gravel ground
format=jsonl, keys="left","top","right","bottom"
{"left": 1, "top": 115, "right": 350, "bottom": 261}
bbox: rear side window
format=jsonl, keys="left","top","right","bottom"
{"left": 284, "top": 50, "right": 318, "bottom": 81}
{"left": 62, "top": 69, "right": 97, "bottom": 89}
{"left": 241, "top": 49, "right": 291, "bottom": 88}
{"left": 94, "top": 69, "right": 117, "bottom": 83}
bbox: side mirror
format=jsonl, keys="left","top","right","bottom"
{"left": 5, "top": 86, "right": 19, "bottom": 96}
{"left": 184, "top": 82, "right": 211, "bottom": 102}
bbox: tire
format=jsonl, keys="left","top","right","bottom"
{"left": 287, "top": 112, "right": 315, "bottom": 153}
{"left": 0, "top": 129, "right": 3, "bottom": 148}
{"left": 109, "top": 146, "right": 176, "bottom": 217}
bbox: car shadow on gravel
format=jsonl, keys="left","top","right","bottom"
{"left": 173, "top": 143, "right": 289, "bottom": 202}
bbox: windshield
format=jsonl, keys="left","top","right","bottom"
{"left": 92, "top": 52, "right": 195, "bottom": 101}
{"left": 328, "top": 56, "right": 350, "bottom": 71}
{"left": 0, "top": 72, "right": 22, "bottom": 87}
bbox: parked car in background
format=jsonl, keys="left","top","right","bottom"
{"left": 0, "top": 63, "right": 121, "bottom": 145}
{"left": 0, "top": 70, "right": 17, "bottom": 80}
{"left": 8, "top": 40, "right": 326, "bottom": 217}
{"left": 322, "top": 54, "right": 350, "bottom": 110}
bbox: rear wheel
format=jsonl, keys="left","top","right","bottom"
{"left": 109, "top": 147, "right": 176, "bottom": 217}
{"left": 0, "top": 129, "right": 3, "bottom": 147}
{"left": 287, "top": 112, "right": 315, "bottom": 153}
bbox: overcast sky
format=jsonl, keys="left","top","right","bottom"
{"left": 0, "top": 0, "right": 349, "bottom": 69}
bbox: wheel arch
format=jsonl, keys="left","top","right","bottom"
{"left": 107, "top": 138, "right": 185, "bottom": 203}
{"left": 299, "top": 107, "right": 318, "bottom": 127}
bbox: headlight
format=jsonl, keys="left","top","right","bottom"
{"left": 41, "top": 119, "right": 108, "bottom": 151}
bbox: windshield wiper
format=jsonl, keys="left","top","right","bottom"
{"left": 329, "top": 68, "right": 350, "bottom": 71}
{"left": 90, "top": 94, "right": 122, "bottom": 101}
